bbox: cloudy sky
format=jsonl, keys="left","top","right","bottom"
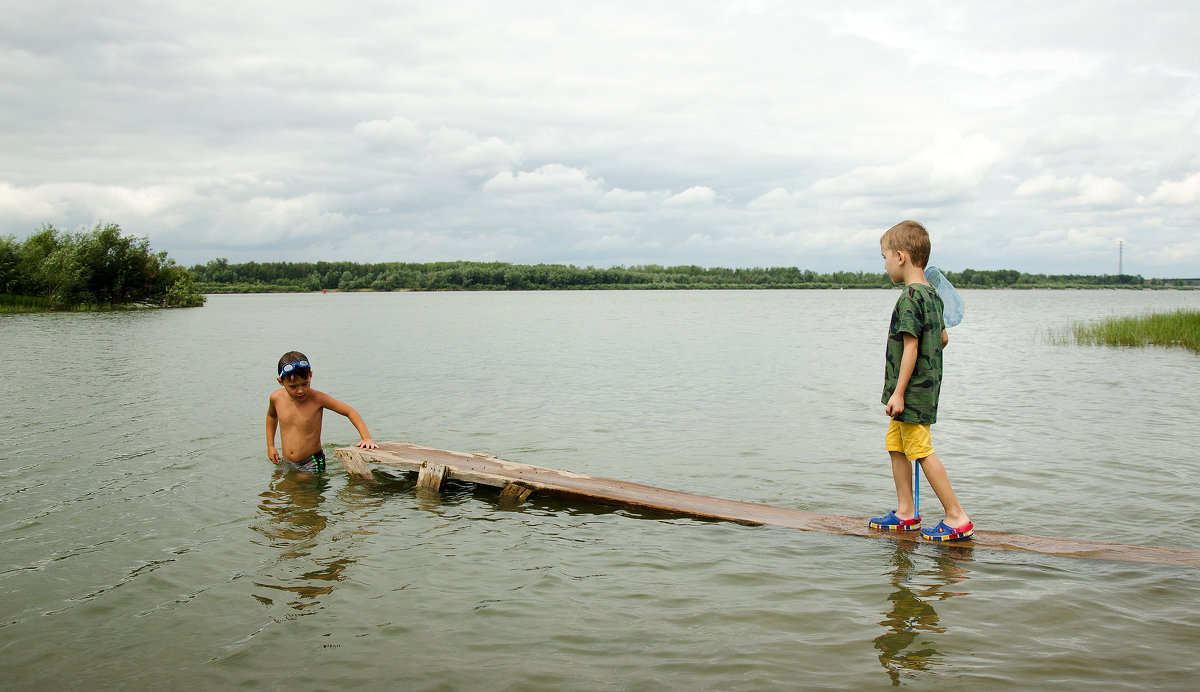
{"left": 2, "top": 1, "right": 1197, "bottom": 276}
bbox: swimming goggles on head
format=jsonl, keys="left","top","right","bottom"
{"left": 279, "top": 359, "right": 311, "bottom": 377}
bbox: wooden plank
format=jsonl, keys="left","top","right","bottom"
{"left": 335, "top": 442, "right": 1200, "bottom": 569}
{"left": 416, "top": 461, "right": 448, "bottom": 491}
{"left": 333, "top": 448, "right": 375, "bottom": 480}
{"left": 498, "top": 482, "right": 534, "bottom": 504}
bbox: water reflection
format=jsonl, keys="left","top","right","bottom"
{"left": 873, "top": 542, "right": 973, "bottom": 686}
{"left": 250, "top": 469, "right": 359, "bottom": 612}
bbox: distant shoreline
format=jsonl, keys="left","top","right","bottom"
{"left": 195, "top": 284, "right": 1199, "bottom": 295}
{"left": 189, "top": 259, "right": 1197, "bottom": 293}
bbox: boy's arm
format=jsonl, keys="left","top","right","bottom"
{"left": 320, "top": 393, "right": 380, "bottom": 450}
{"left": 885, "top": 333, "right": 919, "bottom": 417}
{"left": 942, "top": 328, "right": 949, "bottom": 349}
{"left": 265, "top": 396, "right": 282, "bottom": 464}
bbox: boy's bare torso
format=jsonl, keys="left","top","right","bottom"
{"left": 269, "top": 388, "right": 327, "bottom": 462}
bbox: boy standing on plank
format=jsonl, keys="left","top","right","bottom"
{"left": 869, "top": 221, "right": 973, "bottom": 541}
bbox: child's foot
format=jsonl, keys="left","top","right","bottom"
{"left": 920, "top": 520, "right": 974, "bottom": 542}
{"left": 869, "top": 510, "right": 921, "bottom": 531}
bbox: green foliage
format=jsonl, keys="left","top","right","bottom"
{"left": 0, "top": 293, "right": 51, "bottom": 311}
{"left": 944, "top": 268, "right": 1156, "bottom": 289}
{"left": 0, "top": 236, "right": 20, "bottom": 293}
{"left": 0, "top": 223, "right": 206, "bottom": 310}
{"left": 190, "top": 260, "right": 898, "bottom": 292}
{"left": 188, "top": 260, "right": 1192, "bottom": 293}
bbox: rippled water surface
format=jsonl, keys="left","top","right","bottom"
{"left": 3, "top": 290, "right": 1199, "bottom": 689}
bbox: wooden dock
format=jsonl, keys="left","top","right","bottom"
{"left": 333, "top": 442, "right": 1200, "bottom": 569}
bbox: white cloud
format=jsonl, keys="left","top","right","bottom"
{"left": 681, "top": 226, "right": 862, "bottom": 261}
{"left": 1071, "top": 175, "right": 1134, "bottom": 208}
{"left": 598, "top": 188, "right": 654, "bottom": 209}
{"left": 354, "top": 117, "right": 424, "bottom": 149}
{"left": 1146, "top": 172, "right": 1200, "bottom": 205}
{"left": 664, "top": 186, "right": 716, "bottom": 207}
{"left": 748, "top": 188, "right": 803, "bottom": 209}
{"left": 1007, "top": 224, "right": 1129, "bottom": 262}
{"left": 810, "top": 133, "right": 1002, "bottom": 203}
{"left": 572, "top": 234, "right": 660, "bottom": 253}
{"left": 211, "top": 194, "right": 354, "bottom": 245}
{"left": 1014, "top": 172, "right": 1135, "bottom": 208}
{"left": 0, "top": 182, "right": 190, "bottom": 226}
{"left": 1014, "top": 174, "right": 1077, "bottom": 197}
{"left": 421, "top": 128, "right": 523, "bottom": 177}
{"left": 482, "top": 164, "right": 603, "bottom": 199}
{"left": 0, "top": 183, "right": 68, "bottom": 222}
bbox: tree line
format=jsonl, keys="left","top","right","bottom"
{"left": 189, "top": 258, "right": 1189, "bottom": 293}
{"left": 1, "top": 224, "right": 205, "bottom": 309}
{"left": 191, "top": 259, "right": 898, "bottom": 291}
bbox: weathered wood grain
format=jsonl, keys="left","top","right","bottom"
{"left": 416, "top": 462, "right": 448, "bottom": 491}
{"left": 498, "top": 482, "right": 534, "bottom": 504}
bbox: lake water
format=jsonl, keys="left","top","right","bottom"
{"left": 3, "top": 289, "right": 1199, "bottom": 690}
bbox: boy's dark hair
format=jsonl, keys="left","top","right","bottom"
{"left": 277, "top": 350, "right": 310, "bottom": 381}
{"left": 881, "top": 220, "right": 931, "bottom": 269}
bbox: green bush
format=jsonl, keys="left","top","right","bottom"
{"left": 1, "top": 223, "right": 205, "bottom": 310}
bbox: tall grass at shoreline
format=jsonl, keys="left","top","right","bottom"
{"left": 0, "top": 293, "right": 166, "bottom": 312}
{"left": 1056, "top": 309, "right": 1200, "bottom": 353}
{"left": 1, "top": 294, "right": 51, "bottom": 312}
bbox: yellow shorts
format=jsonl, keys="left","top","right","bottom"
{"left": 886, "top": 420, "right": 934, "bottom": 461}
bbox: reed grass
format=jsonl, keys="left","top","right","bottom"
{"left": 0, "top": 294, "right": 141, "bottom": 312}
{"left": 0, "top": 294, "right": 51, "bottom": 312}
{"left": 1057, "top": 309, "right": 1200, "bottom": 353}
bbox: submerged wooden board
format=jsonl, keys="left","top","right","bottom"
{"left": 333, "top": 442, "right": 1200, "bottom": 569}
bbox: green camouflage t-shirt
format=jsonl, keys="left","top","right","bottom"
{"left": 882, "top": 282, "right": 945, "bottom": 424}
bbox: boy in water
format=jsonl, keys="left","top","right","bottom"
{"left": 869, "top": 221, "right": 973, "bottom": 541}
{"left": 266, "top": 351, "right": 378, "bottom": 475}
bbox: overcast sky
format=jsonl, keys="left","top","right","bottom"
{"left": 2, "top": 1, "right": 1197, "bottom": 276}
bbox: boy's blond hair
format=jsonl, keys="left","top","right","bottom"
{"left": 881, "top": 220, "right": 931, "bottom": 269}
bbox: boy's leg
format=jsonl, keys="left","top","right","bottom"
{"left": 917, "top": 453, "right": 970, "bottom": 528}
{"left": 889, "top": 451, "right": 917, "bottom": 520}
{"left": 870, "top": 421, "right": 921, "bottom": 530}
